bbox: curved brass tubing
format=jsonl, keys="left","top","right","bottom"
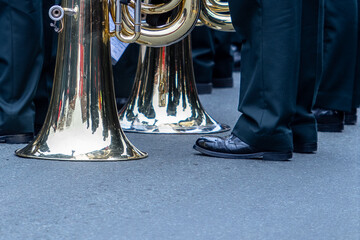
{"left": 113, "top": 0, "right": 142, "bottom": 43}
{"left": 129, "top": 0, "right": 182, "bottom": 14}
{"left": 206, "top": 0, "right": 229, "bottom": 13}
{"left": 121, "top": 0, "right": 200, "bottom": 46}
{"left": 199, "top": 0, "right": 234, "bottom": 31}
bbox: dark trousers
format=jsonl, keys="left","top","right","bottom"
{"left": 34, "top": 0, "right": 61, "bottom": 133}
{"left": 192, "top": 26, "right": 215, "bottom": 86}
{"left": 354, "top": 0, "right": 360, "bottom": 108}
{"left": 213, "top": 30, "right": 234, "bottom": 80}
{"left": 113, "top": 44, "right": 139, "bottom": 100}
{"left": 0, "top": 0, "right": 43, "bottom": 135}
{"left": 192, "top": 27, "right": 234, "bottom": 86}
{"left": 228, "top": 0, "right": 324, "bottom": 151}
{"left": 314, "top": 0, "right": 358, "bottom": 112}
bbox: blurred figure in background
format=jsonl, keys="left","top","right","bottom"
{"left": 34, "top": 0, "right": 61, "bottom": 135}
{"left": 192, "top": 26, "right": 215, "bottom": 94}
{"left": 0, "top": 0, "right": 43, "bottom": 143}
{"left": 212, "top": 30, "right": 235, "bottom": 89}
{"left": 192, "top": 27, "right": 234, "bottom": 94}
{"left": 231, "top": 33, "right": 241, "bottom": 72}
{"left": 313, "top": 0, "right": 360, "bottom": 132}
{"left": 353, "top": 1, "right": 360, "bottom": 122}
{"left": 112, "top": 44, "right": 139, "bottom": 111}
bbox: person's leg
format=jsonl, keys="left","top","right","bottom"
{"left": 191, "top": 26, "right": 215, "bottom": 94}
{"left": 291, "top": 0, "right": 324, "bottom": 152}
{"left": 230, "top": 0, "right": 301, "bottom": 152}
{"left": 353, "top": 0, "right": 360, "bottom": 109}
{"left": 314, "top": 0, "right": 358, "bottom": 131}
{"left": 231, "top": 33, "right": 241, "bottom": 71}
{"left": 346, "top": 0, "right": 360, "bottom": 125}
{"left": 34, "top": 0, "right": 59, "bottom": 135}
{"left": 194, "top": 0, "right": 301, "bottom": 160}
{"left": 0, "top": 0, "right": 43, "bottom": 143}
{"left": 212, "top": 31, "right": 234, "bottom": 88}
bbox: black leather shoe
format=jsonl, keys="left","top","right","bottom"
{"left": 344, "top": 108, "right": 357, "bottom": 125}
{"left": 0, "top": 133, "right": 33, "bottom": 144}
{"left": 193, "top": 134, "right": 292, "bottom": 161}
{"left": 313, "top": 108, "right": 344, "bottom": 132}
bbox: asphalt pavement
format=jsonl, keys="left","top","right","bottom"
{"left": 0, "top": 72, "right": 359, "bottom": 240}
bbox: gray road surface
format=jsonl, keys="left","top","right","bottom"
{"left": 0, "top": 73, "right": 359, "bottom": 240}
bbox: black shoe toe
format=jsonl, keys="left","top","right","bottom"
{"left": 313, "top": 108, "right": 344, "bottom": 132}
{"left": 194, "top": 134, "right": 292, "bottom": 161}
{"left": 195, "top": 136, "right": 227, "bottom": 152}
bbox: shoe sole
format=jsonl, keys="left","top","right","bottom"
{"left": 293, "top": 142, "right": 317, "bottom": 153}
{"left": 193, "top": 145, "right": 292, "bottom": 161}
{"left": 0, "top": 134, "right": 33, "bottom": 144}
{"left": 317, "top": 123, "right": 344, "bottom": 132}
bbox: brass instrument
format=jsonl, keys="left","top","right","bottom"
{"left": 16, "top": 0, "right": 202, "bottom": 161}
{"left": 112, "top": 0, "right": 201, "bottom": 46}
{"left": 119, "top": 36, "right": 230, "bottom": 133}
{"left": 118, "top": 0, "right": 234, "bottom": 134}
{"left": 16, "top": 0, "right": 234, "bottom": 159}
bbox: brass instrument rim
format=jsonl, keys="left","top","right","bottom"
{"left": 15, "top": 152, "right": 149, "bottom": 162}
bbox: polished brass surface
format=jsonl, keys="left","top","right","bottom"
{"left": 199, "top": 0, "right": 234, "bottom": 31}
{"left": 129, "top": 0, "right": 182, "bottom": 14}
{"left": 119, "top": 36, "right": 230, "bottom": 134}
{"left": 16, "top": 0, "right": 147, "bottom": 161}
{"left": 113, "top": 0, "right": 142, "bottom": 43}
{"left": 120, "top": 0, "right": 200, "bottom": 46}
{"left": 109, "top": 0, "right": 232, "bottom": 45}
{"left": 206, "top": 0, "right": 229, "bottom": 12}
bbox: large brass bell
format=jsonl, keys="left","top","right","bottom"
{"left": 16, "top": 0, "right": 147, "bottom": 161}
{"left": 118, "top": 35, "right": 231, "bottom": 134}
{"left": 118, "top": 0, "right": 233, "bottom": 134}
